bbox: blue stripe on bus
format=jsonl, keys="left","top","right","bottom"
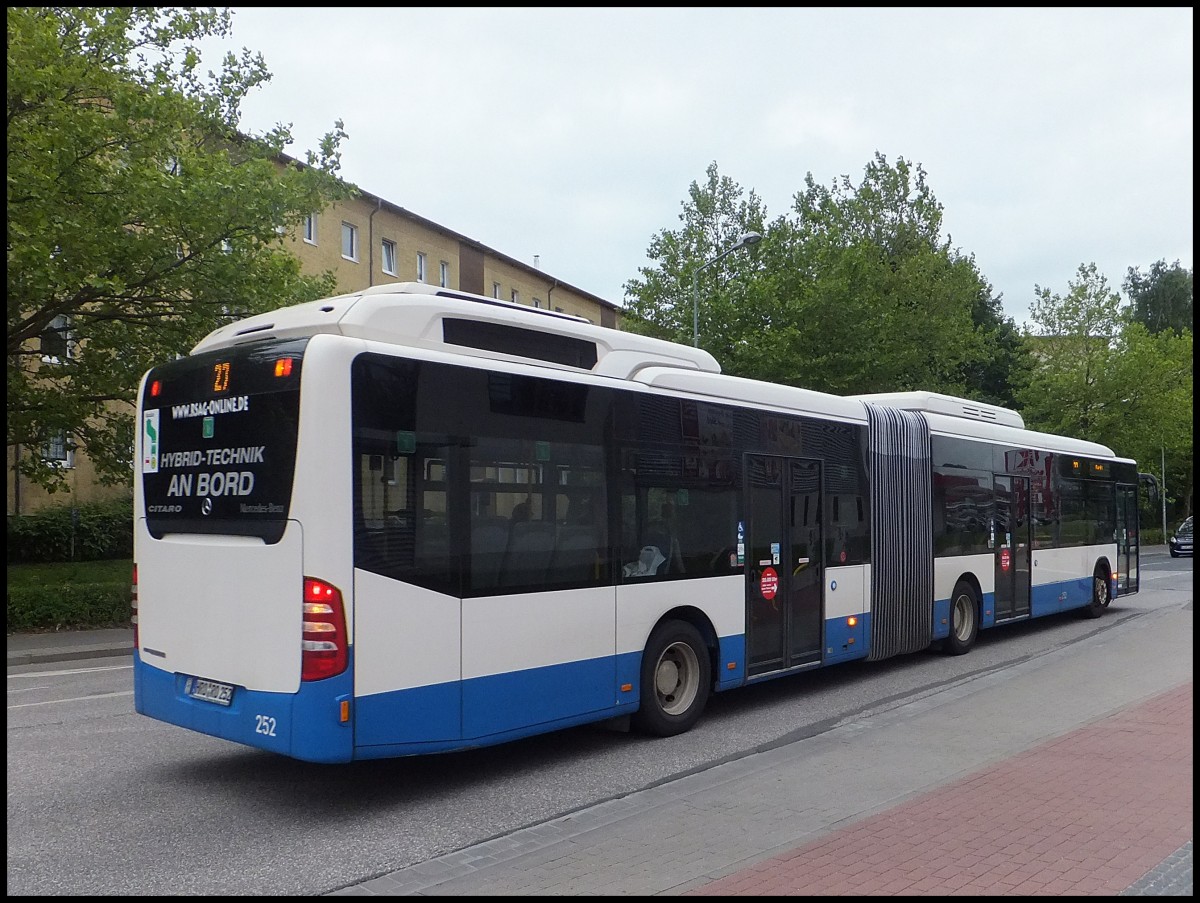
{"left": 134, "top": 653, "right": 355, "bottom": 764}
{"left": 1029, "top": 574, "right": 1094, "bottom": 616}
{"left": 924, "top": 575, "right": 1098, "bottom": 637}
{"left": 135, "top": 577, "right": 1105, "bottom": 764}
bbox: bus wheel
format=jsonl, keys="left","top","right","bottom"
{"left": 944, "top": 581, "right": 979, "bottom": 656}
{"left": 631, "top": 620, "right": 711, "bottom": 737}
{"left": 1080, "top": 565, "right": 1110, "bottom": 619}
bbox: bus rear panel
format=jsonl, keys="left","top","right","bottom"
{"left": 134, "top": 338, "right": 356, "bottom": 764}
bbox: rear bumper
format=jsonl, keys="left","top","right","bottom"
{"left": 134, "top": 653, "right": 354, "bottom": 763}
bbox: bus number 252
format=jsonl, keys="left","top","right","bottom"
{"left": 255, "top": 714, "right": 277, "bottom": 737}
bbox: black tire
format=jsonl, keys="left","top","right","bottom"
{"left": 1080, "top": 564, "right": 1111, "bottom": 619}
{"left": 943, "top": 580, "right": 979, "bottom": 656}
{"left": 631, "top": 620, "right": 712, "bottom": 737}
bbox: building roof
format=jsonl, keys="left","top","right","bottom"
{"left": 281, "top": 152, "right": 622, "bottom": 313}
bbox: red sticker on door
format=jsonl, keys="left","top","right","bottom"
{"left": 1000, "top": 548, "right": 1011, "bottom": 571}
{"left": 760, "top": 566, "right": 779, "bottom": 600}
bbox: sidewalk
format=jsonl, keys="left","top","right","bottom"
{"left": 6, "top": 626, "right": 133, "bottom": 667}
{"left": 329, "top": 599, "right": 1192, "bottom": 897}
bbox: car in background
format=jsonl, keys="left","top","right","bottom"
{"left": 1168, "top": 515, "right": 1192, "bottom": 558}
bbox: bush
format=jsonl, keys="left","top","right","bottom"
{"left": 6, "top": 582, "right": 132, "bottom": 632}
{"left": 7, "top": 559, "right": 132, "bottom": 632}
{"left": 7, "top": 496, "right": 133, "bottom": 564}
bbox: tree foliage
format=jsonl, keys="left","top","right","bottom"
{"left": 1123, "top": 259, "right": 1193, "bottom": 335}
{"left": 7, "top": 7, "right": 353, "bottom": 491}
{"left": 621, "top": 162, "right": 769, "bottom": 344}
{"left": 1018, "top": 262, "right": 1193, "bottom": 516}
{"left": 623, "top": 154, "right": 1029, "bottom": 403}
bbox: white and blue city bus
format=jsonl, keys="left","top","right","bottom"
{"left": 132, "top": 283, "right": 1147, "bottom": 763}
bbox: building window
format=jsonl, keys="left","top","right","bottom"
{"left": 42, "top": 430, "right": 74, "bottom": 468}
{"left": 416, "top": 252, "right": 427, "bottom": 282}
{"left": 381, "top": 239, "right": 397, "bottom": 276}
{"left": 533, "top": 298, "right": 543, "bottom": 309}
{"left": 40, "top": 314, "right": 71, "bottom": 362}
{"left": 440, "top": 261, "right": 450, "bottom": 288}
{"left": 511, "top": 289, "right": 519, "bottom": 304}
{"left": 342, "top": 222, "right": 358, "bottom": 261}
{"left": 493, "top": 282, "right": 502, "bottom": 299}
{"left": 304, "top": 213, "right": 318, "bottom": 244}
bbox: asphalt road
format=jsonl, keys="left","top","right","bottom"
{"left": 6, "top": 548, "right": 1191, "bottom": 895}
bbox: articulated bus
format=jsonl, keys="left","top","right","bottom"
{"left": 133, "top": 283, "right": 1147, "bottom": 763}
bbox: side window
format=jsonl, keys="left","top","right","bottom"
{"left": 351, "top": 356, "right": 458, "bottom": 596}
{"left": 466, "top": 437, "right": 607, "bottom": 594}
{"left": 353, "top": 356, "right": 613, "bottom": 598}
{"left": 613, "top": 395, "right": 743, "bottom": 583}
{"left": 1086, "top": 481, "right": 1116, "bottom": 545}
{"left": 1057, "top": 479, "right": 1087, "bottom": 548}
{"left": 933, "top": 469, "right": 992, "bottom": 556}
{"left": 42, "top": 430, "right": 74, "bottom": 468}
{"left": 40, "top": 315, "right": 71, "bottom": 362}
{"left": 341, "top": 222, "right": 358, "bottom": 261}
{"left": 619, "top": 453, "right": 739, "bottom": 581}
{"left": 1033, "top": 457, "right": 1060, "bottom": 549}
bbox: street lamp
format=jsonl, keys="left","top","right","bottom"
{"left": 692, "top": 231, "right": 763, "bottom": 347}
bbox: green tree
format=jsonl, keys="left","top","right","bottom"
{"left": 1018, "top": 263, "right": 1193, "bottom": 519}
{"left": 624, "top": 154, "right": 1028, "bottom": 402}
{"left": 7, "top": 7, "right": 353, "bottom": 492}
{"left": 1018, "top": 263, "right": 1126, "bottom": 439}
{"left": 1123, "top": 259, "right": 1193, "bottom": 335}
{"left": 1102, "top": 324, "right": 1193, "bottom": 520}
{"left": 621, "top": 162, "right": 769, "bottom": 345}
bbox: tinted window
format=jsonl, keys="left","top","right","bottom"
{"left": 352, "top": 355, "right": 612, "bottom": 597}
{"left": 933, "top": 468, "right": 992, "bottom": 555}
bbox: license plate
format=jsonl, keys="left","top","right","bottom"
{"left": 185, "top": 676, "right": 234, "bottom": 706}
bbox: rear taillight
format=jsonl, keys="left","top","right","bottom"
{"left": 301, "top": 577, "right": 348, "bottom": 681}
{"left": 131, "top": 563, "right": 139, "bottom": 650}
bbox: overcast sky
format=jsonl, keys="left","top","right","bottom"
{"left": 200, "top": 7, "right": 1192, "bottom": 325}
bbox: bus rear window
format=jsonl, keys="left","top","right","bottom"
{"left": 140, "top": 339, "right": 308, "bottom": 543}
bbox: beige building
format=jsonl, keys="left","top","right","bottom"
{"left": 8, "top": 181, "right": 622, "bottom": 515}
{"left": 292, "top": 186, "right": 619, "bottom": 328}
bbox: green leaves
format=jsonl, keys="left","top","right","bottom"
{"left": 625, "top": 154, "right": 1023, "bottom": 402}
{"left": 1018, "top": 263, "right": 1193, "bottom": 512}
{"left": 7, "top": 7, "right": 351, "bottom": 491}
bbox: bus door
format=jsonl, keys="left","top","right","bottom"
{"left": 745, "top": 455, "right": 823, "bottom": 677}
{"left": 993, "top": 475, "right": 1031, "bottom": 620}
{"left": 1115, "top": 483, "right": 1140, "bottom": 595}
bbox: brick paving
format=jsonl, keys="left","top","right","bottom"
{"left": 687, "top": 684, "right": 1193, "bottom": 896}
